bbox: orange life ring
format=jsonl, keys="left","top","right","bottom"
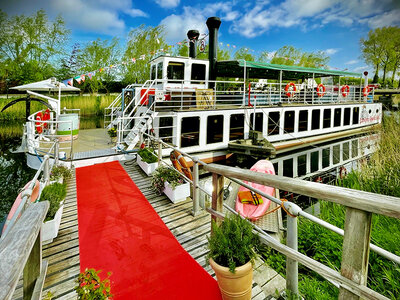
{"left": 363, "top": 86, "right": 371, "bottom": 97}
{"left": 35, "top": 112, "right": 43, "bottom": 134}
{"left": 42, "top": 109, "right": 51, "bottom": 129}
{"left": 339, "top": 166, "right": 347, "bottom": 179}
{"left": 316, "top": 84, "right": 326, "bottom": 97}
{"left": 170, "top": 150, "right": 193, "bottom": 181}
{"left": 285, "top": 82, "right": 296, "bottom": 98}
{"left": 341, "top": 85, "right": 350, "bottom": 97}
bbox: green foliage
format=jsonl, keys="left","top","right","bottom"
{"left": 75, "top": 268, "right": 112, "bottom": 300}
{"left": 151, "top": 165, "right": 184, "bottom": 194}
{"left": 39, "top": 183, "right": 66, "bottom": 221}
{"left": 234, "top": 47, "right": 255, "bottom": 62}
{"left": 207, "top": 214, "right": 261, "bottom": 273}
{"left": 107, "top": 127, "right": 117, "bottom": 137}
{"left": 50, "top": 165, "right": 72, "bottom": 183}
{"left": 270, "top": 45, "right": 329, "bottom": 68}
{"left": 138, "top": 148, "right": 158, "bottom": 164}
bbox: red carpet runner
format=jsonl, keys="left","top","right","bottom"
{"left": 76, "top": 161, "right": 222, "bottom": 299}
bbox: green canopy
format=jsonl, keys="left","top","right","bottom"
{"left": 216, "top": 60, "right": 361, "bottom": 80}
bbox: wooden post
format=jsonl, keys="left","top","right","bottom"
{"left": 286, "top": 215, "right": 299, "bottom": 295}
{"left": 43, "top": 155, "right": 49, "bottom": 184}
{"left": 192, "top": 158, "right": 200, "bottom": 216}
{"left": 339, "top": 207, "right": 372, "bottom": 300}
{"left": 23, "top": 231, "right": 42, "bottom": 300}
{"left": 158, "top": 141, "right": 162, "bottom": 167}
{"left": 211, "top": 172, "right": 224, "bottom": 228}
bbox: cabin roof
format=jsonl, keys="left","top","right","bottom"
{"left": 216, "top": 60, "right": 362, "bottom": 80}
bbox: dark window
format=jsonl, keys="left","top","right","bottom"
{"left": 273, "top": 162, "right": 279, "bottom": 175}
{"left": 297, "top": 155, "right": 307, "bottom": 177}
{"left": 181, "top": 117, "right": 200, "bottom": 147}
{"left": 207, "top": 115, "right": 224, "bottom": 144}
{"left": 167, "top": 62, "right": 184, "bottom": 83}
{"left": 191, "top": 63, "right": 206, "bottom": 83}
{"left": 344, "top": 107, "right": 351, "bottom": 125}
{"left": 284, "top": 111, "right": 295, "bottom": 133}
{"left": 230, "top": 114, "right": 244, "bottom": 140}
{"left": 299, "top": 110, "right": 308, "bottom": 132}
{"left": 311, "top": 151, "right": 319, "bottom": 173}
{"left": 283, "top": 159, "right": 293, "bottom": 177}
{"left": 250, "top": 113, "right": 263, "bottom": 132}
{"left": 333, "top": 144, "right": 340, "bottom": 164}
{"left": 312, "top": 109, "right": 320, "bottom": 130}
{"left": 323, "top": 109, "right": 331, "bottom": 128}
{"left": 322, "top": 148, "right": 330, "bottom": 168}
{"left": 158, "top": 117, "right": 173, "bottom": 143}
{"left": 157, "top": 62, "right": 163, "bottom": 79}
{"left": 334, "top": 108, "right": 341, "bottom": 127}
{"left": 353, "top": 107, "right": 359, "bottom": 124}
{"left": 351, "top": 139, "right": 358, "bottom": 157}
{"left": 151, "top": 65, "right": 156, "bottom": 80}
{"left": 343, "top": 142, "right": 349, "bottom": 160}
{"left": 268, "top": 112, "right": 280, "bottom": 135}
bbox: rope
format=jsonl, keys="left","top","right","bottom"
{"left": 264, "top": 198, "right": 297, "bottom": 218}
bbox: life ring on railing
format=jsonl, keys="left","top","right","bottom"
{"left": 316, "top": 84, "right": 326, "bottom": 97}
{"left": 285, "top": 82, "right": 296, "bottom": 98}
{"left": 35, "top": 112, "right": 44, "bottom": 134}
{"left": 42, "top": 109, "right": 51, "bottom": 129}
{"left": 170, "top": 150, "right": 193, "bottom": 180}
{"left": 341, "top": 85, "right": 350, "bottom": 97}
{"left": 363, "top": 86, "right": 371, "bottom": 97}
{"left": 339, "top": 166, "right": 347, "bottom": 179}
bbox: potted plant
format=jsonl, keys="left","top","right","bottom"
{"left": 75, "top": 268, "right": 112, "bottom": 299}
{"left": 107, "top": 127, "right": 117, "bottom": 143}
{"left": 151, "top": 166, "right": 190, "bottom": 203}
{"left": 207, "top": 214, "right": 261, "bottom": 300}
{"left": 137, "top": 147, "right": 158, "bottom": 176}
{"left": 39, "top": 182, "right": 67, "bottom": 243}
{"left": 50, "top": 165, "right": 72, "bottom": 184}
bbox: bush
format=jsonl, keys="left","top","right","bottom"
{"left": 138, "top": 148, "right": 158, "bottom": 164}
{"left": 50, "top": 165, "right": 72, "bottom": 183}
{"left": 75, "top": 268, "right": 112, "bottom": 299}
{"left": 39, "top": 183, "right": 67, "bottom": 221}
{"left": 151, "top": 166, "right": 184, "bottom": 194}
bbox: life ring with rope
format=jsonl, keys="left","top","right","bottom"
{"left": 170, "top": 150, "right": 193, "bottom": 181}
{"left": 285, "top": 82, "right": 296, "bottom": 98}
{"left": 341, "top": 85, "right": 350, "bottom": 97}
{"left": 35, "top": 112, "right": 44, "bottom": 134}
{"left": 316, "top": 83, "right": 326, "bottom": 97}
{"left": 363, "top": 86, "right": 371, "bottom": 97}
{"left": 339, "top": 166, "right": 347, "bottom": 179}
{"left": 42, "top": 109, "right": 51, "bottom": 129}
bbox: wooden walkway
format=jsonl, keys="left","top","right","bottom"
{"left": 13, "top": 161, "right": 284, "bottom": 299}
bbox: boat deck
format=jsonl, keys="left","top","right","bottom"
{"left": 12, "top": 161, "right": 285, "bottom": 299}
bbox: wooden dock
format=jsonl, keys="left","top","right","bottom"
{"left": 12, "top": 161, "right": 284, "bottom": 299}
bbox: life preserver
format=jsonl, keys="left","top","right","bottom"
{"left": 285, "top": 82, "right": 296, "bottom": 98}
{"left": 339, "top": 166, "right": 347, "bottom": 179}
{"left": 170, "top": 150, "right": 193, "bottom": 181}
{"left": 35, "top": 112, "right": 43, "bottom": 134}
{"left": 316, "top": 84, "right": 326, "bottom": 97}
{"left": 341, "top": 85, "right": 350, "bottom": 97}
{"left": 42, "top": 109, "right": 51, "bottom": 129}
{"left": 363, "top": 86, "right": 371, "bottom": 97}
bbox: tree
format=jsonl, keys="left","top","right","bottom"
{"left": 234, "top": 47, "right": 255, "bottom": 61}
{"left": 0, "top": 9, "right": 69, "bottom": 84}
{"left": 270, "top": 46, "right": 329, "bottom": 68}
{"left": 174, "top": 41, "right": 231, "bottom": 60}
{"left": 57, "top": 43, "right": 80, "bottom": 81}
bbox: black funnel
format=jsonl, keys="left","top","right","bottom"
{"left": 206, "top": 17, "right": 221, "bottom": 85}
{"left": 187, "top": 30, "right": 200, "bottom": 58}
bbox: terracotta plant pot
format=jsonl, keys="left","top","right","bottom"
{"left": 209, "top": 258, "right": 253, "bottom": 300}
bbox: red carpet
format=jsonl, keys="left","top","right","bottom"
{"left": 76, "top": 161, "right": 222, "bottom": 299}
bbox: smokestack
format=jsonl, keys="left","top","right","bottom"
{"left": 187, "top": 30, "right": 200, "bottom": 58}
{"left": 206, "top": 17, "right": 221, "bottom": 85}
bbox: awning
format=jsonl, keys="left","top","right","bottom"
{"left": 216, "top": 60, "right": 361, "bottom": 80}
{"left": 11, "top": 78, "right": 80, "bottom": 92}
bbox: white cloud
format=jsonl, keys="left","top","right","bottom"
{"left": 353, "top": 65, "right": 368, "bottom": 72}
{"left": 155, "top": 0, "right": 180, "bottom": 9}
{"left": 367, "top": 9, "right": 400, "bottom": 28}
{"left": 324, "top": 48, "right": 339, "bottom": 55}
{"left": 126, "top": 9, "right": 148, "bottom": 18}
{"left": 346, "top": 59, "right": 359, "bottom": 65}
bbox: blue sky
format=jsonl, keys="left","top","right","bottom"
{"left": 2, "top": 0, "right": 400, "bottom": 75}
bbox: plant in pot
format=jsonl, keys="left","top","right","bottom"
{"left": 75, "top": 268, "right": 112, "bottom": 299}
{"left": 151, "top": 165, "right": 190, "bottom": 203}
{"left": 137, "top": 147, "right": 158, "bottom": 176}
{"left": 39, "top": 182, "right": 67, "bottom": 243}
{"left": 107, "top": 127, "right": 117, "bottom": 144}
{"left": 50, "top": 165, "right": 72, "bottom": 184}
{"left": 207, "top": 214, "right": 261, "bottom": 300}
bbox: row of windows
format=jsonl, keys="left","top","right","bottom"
{"left": 150, "top": 61, "right": 206, "bottom": 83}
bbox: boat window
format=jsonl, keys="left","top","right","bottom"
{"left": 322, "top": 148, "right": 330, "bottom": 168}
{"left": 273, "top": 162, "right": 279, "bottom": 175}
{"left": 283, "top": 158, "right": 293, "bottom": 177}
{"left": 230, "top": 114, "right": 244, "bottom": 140}
{"left": 207, "top": 115, "right": 224, "bottom": 144}
{"left": 191, "top": 63, "right": 206, "bottom": 84}
{"left": 333, "top": 144, "right": 340, "bottom": 164}
{"left": 268, "top": 112, "right": 280, "bottom": 135}
{"left": 343, "top": 142, "right": 349, "bottom": 160}
{"left": 334, "top": 108, "right": 341, "bottom": 127}
{"left": 310, "top": 151, "right": 319, "bottom": 173}
{"left": 151, "top": 65, "right": 156, "bottom": 80}
{"left": 167, "top": 61, "right": 184, "bottom": 83}
{"left": 353, "top": 107, "right": 359, "bottom": 124}
{"left": 311, "top": 109, "right": 320, "bottom": 130}
{"left": 181, "top": 117, "right": 200, "bottom": 147}
{"left": 299, "top": 110, "right": 308, "bottom": 132}
{"left": 297, "top": 154, "right": 307, "bottom": 177}
{"left": 250, "top": 113, "right": 263, "bottom": 132}
{"left": 351, "top": 139, "right": 358, "bottom": 157}
{"left": 157, "top": 62, "right": 163, "bottom": 79}
{"left": 323, "top": 109, "right": 331, "bottom": 128}
{"left": 344, "top": 107, "right": 351, "bottom": 125}
{"left": 284, "top": 111, "right": 295, "bottom": 133}
{"left": 158, "top": 117, "right": 173, "bottom": 143}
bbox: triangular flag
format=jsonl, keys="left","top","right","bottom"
{"left": 132, "top": 58, "right": 136, "bottom": 63}
{"left": 63, "top": 78, "right": 73, "bottom": 86}
{"left": 80, "top": 74, "right": 85, "bottom": 82}
{"left": 140, "top": 54, "right": 145, "bottom": 60}
{"left": 87, "top": 72, "right": 93, "bottom": 80}
{"left": 74, "top": 76, "right": 82, "bottom": 84}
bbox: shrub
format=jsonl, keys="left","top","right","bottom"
{"left": 50, "top": 165, "right": 72, "bottom": 182}
{"left": 39, "top": 183, "right": 67, "bottom": 221}
{"left": 107, "top": 127, "right": 117, "bottom": 137}
{"left": 75, "top": 268, "right": 112, "bottom": 299}
{"left": 151, "top": 166, "right": 184, "bottom": 194}
{"left": 138, "top": 148, "right": 158, "bottom": 164}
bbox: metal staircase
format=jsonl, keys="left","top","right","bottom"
{"left": 104, "top": 84, "right": 136, "bottom": 129}
{"left": 124, "top": 104, "right": 155, "bottom": 151}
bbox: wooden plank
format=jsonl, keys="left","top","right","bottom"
{"left": 23, "top": 233, "right": 41, "bottom": 300}
{"left": 31, "top": 260, "right": 48, "bottom": 300}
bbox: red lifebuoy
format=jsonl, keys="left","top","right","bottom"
{"left": 363, "top": 86, "right": 371, "bottom": 97}
{"left": 170, "top": 150, "right": 193, "bottom": 181}
{"left": 341, "top": 85, "right": 350, "bottom": 97}
{"left": 35, "top": 112, "right": 43, "bottom": 134}
{"left": 42, "top": 109, "right": 50, "bottom": 129}
{"left": 285, "top": 82, "right": 296, "bottom": 98}
{"left": 339, "top": 166, "right": 347, "bottom": 179}
{"left": 316, "top": 84, "right": 326, "bottom": 97}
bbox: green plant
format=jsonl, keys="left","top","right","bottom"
{"left": 43, "top": 291, "right": 54, "bottom": 300}
{"left": 151, "top": 166, "right": 184, "bottom": 194}
{"left": 75, "top": 268, "right": 112, "bottom": 299}
{"left": 107, "top": 127, "right": 117, "bottom": 138}
{"left": 138, "top": 148, "right": 158, "bottom": 164}
{"left": 39, "top": 183, "right": 67, "bottom": 221}
{"left": 50, "top": 165, "right": 72, "bottom": 182}
{"left": 207, "top": 214, "right": 261, "bottom": 273}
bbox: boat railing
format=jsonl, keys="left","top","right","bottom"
{"left": 140, "top": 131, "right": 399, "bottom": 300}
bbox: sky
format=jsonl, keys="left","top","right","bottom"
{"left": 1, "top": 0, "right": 400, "bottom": 76}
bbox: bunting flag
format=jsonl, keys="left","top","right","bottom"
{"left": 139, "top": 54, "right": 146, "bottom": 60}
{"left": 87, "top": 72, "right": 93, "bottom": 80}
{"left": 80, "top": 74, "right": 85, "bottom": 82}
{"left": 132, "top": 58, "right": 136, "bottom": 63}
{"left": 74, "top": 76, "right": 82, "bottom": 84}
{"left": 63, "top": 78, "right": 73, "bottom": 86}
